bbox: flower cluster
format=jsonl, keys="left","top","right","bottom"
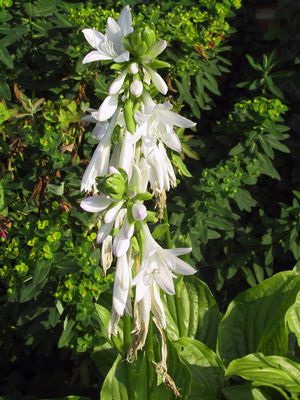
{"left": 80, "top": 6, "right": 196, "bottom": 357}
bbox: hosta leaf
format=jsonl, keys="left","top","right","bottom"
{"left": 285, "top": 291, "right": 300, "bottom": 347}
{"left": 217, "top": 271, "right": 300, "bottom": 365}
{"left": 173, "top": 337, "right": 224, "bottom": 400}
{"left": 100, "top": 353, "right": 149, "bottom": 400}
{"left": 226, "top": 353, "right": 300, "bottom": 396}
{"left": 164, "top": 276, "right": 221, "bottom": 349}
{"left": 222, "top": 385, "right": 271, "bottom": 400}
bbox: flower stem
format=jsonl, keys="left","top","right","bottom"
{"left": 145, "top": 319, "right": 155, "bottom": 399}
{"left": 163, "top": 206, "right": 185, "bottom": 336}
{"left": 163, "top": 206, "right": 172, "bottom": 249}
{"left": 123, "top": 315, "right": 134, "bottom": 398}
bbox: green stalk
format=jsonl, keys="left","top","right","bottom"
{"left": 163, "top": 206, "right": 185, "bottom": 337}
{"left": 145, "top": 319, "right": 155, "bottom": 400}
{"left": 123, "top": 315, "right": 134, "bottom": 398}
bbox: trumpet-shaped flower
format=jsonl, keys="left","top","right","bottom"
{"left": 82, "top": 6, "right": 133, "bottom": 64}
{"left": 135, "top": 92, "right": 196, "bottom": 153}
{"left": 81, "top": 110, "right": 119, "bottom": 193}
{"left": 143, "top": 142, "right": 177, "bottom": 192}
{"left": 132, "top": 224, "right": 196, "bottom": 301}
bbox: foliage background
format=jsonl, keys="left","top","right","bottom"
{"left": 1, "top": 0, "right": 300, "bottom": 398}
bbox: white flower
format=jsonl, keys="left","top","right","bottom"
{"left": 128, "top": 278, "right": 166, "bottom": 358}
{"left": 97, "top": 94, "right": 119, "bottom": 122}
{"left": 136, "top": 92, "right": 196, "bottom": 153}
{"left": 80, "top": 194, "right": 112, "bottom": 212}
{"left": 130, "top": 80, "right": 143, "bottom": 97}
{"left": 109, "top": 251, "right": 132, "bottom": 337}
{"left": 109, "top": 69, "right": 128, "bottom": 95}
{"left": 129, "top": 62, "right": 139, "bottom": 74}
{"left": 112, "top": 252, "right": 132, "bottom": 316}
{"left": 143, "top": 65, "right": 168, "bottom": 95}
{"left": 142, "top": 40, "right": 167, "bottom": 63}
{"left": 143, "top": 142, "right": 177, "bottom": 192}
{"left": 132, "top": 202, "right": 147, "bottom": 221}
{"left": 82, "top": 6, "right": 133, "bottom": 64}
{"left": 112, "top": 215, "right": 134, "bottom": 257}
{"left": 132, "top": 224, "right": 196, "bottom": 300}
{"left": 81, "top": 110, "right": 119, "bottom": 192}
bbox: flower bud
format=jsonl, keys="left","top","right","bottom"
{"left": 99, "top": 172, "right": 127, "bottom": 201}
{"left": 124, "top": 98, "right": 136, "bottom": 133}
{"left": 132, "top": 202, "right": 147, "bottom": 221}
{"left": 130, "top": 80, "right": 143, "bottom": 97}
{"left": 129, "top": 25, "right": 156, "bottom": 58}
{"left": 130, "top": 63, "right": 139, "bottom": 74}
{"left": 142, "top": 26, "right": 156, "bottom": 49}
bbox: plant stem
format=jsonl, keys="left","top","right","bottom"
{"left": 123, "top": 315, "right": 134, "bottom": 398}
{"left": 163, "top": 206, "right": 172, "bottom": 249}
{"left": 145, "top": 319, "right": 155, "bottom": 400}
{"left": 163, "top": 205, "right": 185, "bottom": 337}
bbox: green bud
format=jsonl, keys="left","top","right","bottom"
{"left": 142, "top": 26, "right": 156, "bottom": 49}
{"left": 124, "top": 99, "right": 136, "bottom": 133}
{"left": 99, "top": 172, "right": 127, "bottom": 201}
{"left": 129, "top": 25, "right": 157, "bottom": 58}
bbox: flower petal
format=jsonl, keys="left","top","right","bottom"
{"left": 97, "top": 94, "right": 118, "bottom": 121}
{"left": 113, "top": 253, "right": 131, "bottom": 316}
{"left": 80, "top": 195, "right": 112, "bottom": 213}
{"left": 91, "top": 122, "right": 110, "bottom": 141}
{"left": 144, "top": 66, "right": 168, "bottom": 95}
{"left": 168, "top": 247, "right": 192, "bottom": 256}
{"left": 97, "top": 221, "right": 114, "bottom": 244}
{"left": 112, "top": 217, "right": 134, "bottom": 257}
{"left": 161, "top": 109, "right": 196, "bottom": 128}
{"left": 82, "top": 29, "right": 105, "bottom": 48}
{"left": 109, "top": 70, "right": 128, "bottom": 95}
{"left": 161, "top": 130, "right": 182, "bottom": 152}
{"left": 147, "top": 40, "right": 167, "bottom": 59}
{"left": 166, "top": 254, "right": 196, "bottom": 275}
{"left": 81, "top": 137, "right": 111, "bottom": 192}
{"left": 118, "top": 5, "right": 133, "bottom": 36}
{"left": 104, "top": 201, "right": 125, "bottom": 224}
{"left": 114, "top": 51, "right": 130, "bottom": 63}
{"left": 82, "top": 50, "right": 111, "bottom": 64}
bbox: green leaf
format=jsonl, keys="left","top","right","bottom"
{"left": 229, "top": 142, "right": 245, "bottom": 156}
{"left": 234, "top": 188, "right": 257, "bottom": 212}
{"left": 258, "top": 134, "right": 274, "bottom": 159}
{"left": 94, "top": 303, "right": 123, "bottom": 353}
{"left": 152, "top": 223, "right": 169, "bottom": 240}
{"left": 172, "top": 153, "right": 192, "bottom": 177}
{"left": 217, "top": 271, "right": 300, "bottom": 365}
{"left": 226, "top": 353, "right": 300, "bottom": 396}
{"left": 246, "top": 55, "right": 263, "bottom": 72}
{"left": 0, "top": 79, "right": 11, "bottom": 100}
{"left": 175, "top": 77, "right": 200, "bottom": 118}
{"left": 222, "top": 385, "right": 270, "bottom": 400}
{"left": 257, "top": 153, "right": 280, "bottom": 180}
{"left": 285, "top": 291, "right": 300, "bottom": 347}
{"left": 58, "top": 317, "right": 75, "bottom": 348}
{"left": 47, "top": 182, "right": 65, "bottom": 196}
{"left": 203, "top": 71, "right": 220, "bottom": 96}
{"left": 100, "top": 353, "right": 149, "bottom": 400}
{"left": 20, "top": 260, "right": 52, "bottom": 302}
{"left": 164, "top": 276, "right": 221, "bottom": 349}
{"left": 173, "top": 337, "right": 224, "bottom": 400}
{"left": 0, "top": 45, "right": 13, "bottom": 68}
{"left": 35, "top": 0, "right": 57, "bottom": 16}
